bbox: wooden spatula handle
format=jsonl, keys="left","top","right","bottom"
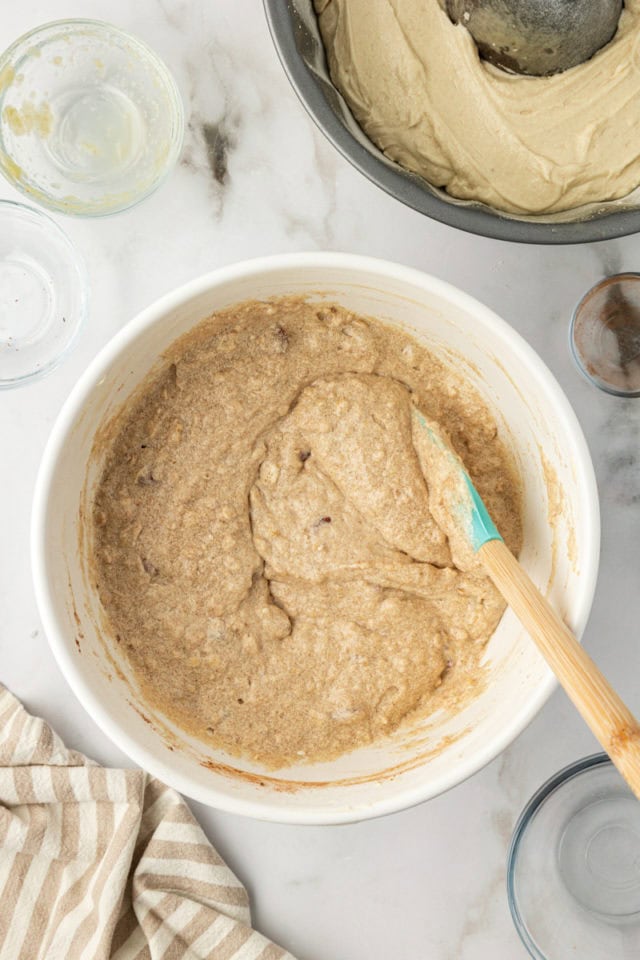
{"left": 480, "top": 538, "right": 640, "bottom": 800}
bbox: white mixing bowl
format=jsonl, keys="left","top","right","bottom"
{"left": 32, "top": 253, "right": 600, "bottom": 824}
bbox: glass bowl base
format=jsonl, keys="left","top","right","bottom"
{"left": 508, "top": 755, "right": 640, "bottom": 959}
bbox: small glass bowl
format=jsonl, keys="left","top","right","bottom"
{"left": 570, "top": 274, "right": 640, "bottom": 398}
{"left": 0, "top": 20, "right": 184, "bottom": 216}
{"left": 508, "top": 754, "right": 640, "bottom": 960}
{"left": 0, "top": 200, "right": 88, "bottom": 387}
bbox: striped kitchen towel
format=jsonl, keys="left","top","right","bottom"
{"left": 0, "top": 685, "right": 296, "bottom": 960}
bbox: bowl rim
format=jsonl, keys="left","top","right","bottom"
{"left": 262, "top": 0, "right": 640, "bottom": 246}
{"left": 0, "top": 18, "right": 185, "bottom": 218}
{"left": 31, "top": 252, "right": 601, "bottom": 823}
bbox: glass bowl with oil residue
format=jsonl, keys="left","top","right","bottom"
{"left": 0, "top": 20, "right": 184, "bottom": 216}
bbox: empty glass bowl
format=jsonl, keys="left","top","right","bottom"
{"left": 0, "top": 200, "right": 88, "bottom": 387}
{"left": 0, "top": 20, "right": 184, "bottom": 216}
{"left": 508, "top": 754, "right": 640, "bottom": 959}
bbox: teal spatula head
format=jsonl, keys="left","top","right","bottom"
{"left": 411, "top": 407, "right": 503, "bottom": 563}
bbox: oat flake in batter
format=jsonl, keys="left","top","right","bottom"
{"left": 92, "top": 298, "right": 522, "bottom": 767}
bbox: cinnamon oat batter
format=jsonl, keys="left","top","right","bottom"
{"left": 92, "top": 298, "right": 522, "bottom": 767}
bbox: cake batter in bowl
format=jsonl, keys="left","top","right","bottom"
{"left": 32, "top": 253, "right": 599, "bottom": 823}
{"left": 90, "top": 299, "right": 522, "bottom": 769}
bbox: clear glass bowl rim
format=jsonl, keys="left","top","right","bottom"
{"left": 0, "top": 18, "right": 185, "bottom": 217}
{"left": 506, "top": 752, "right": 613, "bottom": 960}
{"left": 569, "top": 273, "right": 640, "bottom": 399}
{"left": 0, "top": 198, "right": 89, "bottom": 388}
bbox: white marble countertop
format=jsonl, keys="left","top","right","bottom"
{"left": 2, "top": 2, "right": 640, "bottom": 957}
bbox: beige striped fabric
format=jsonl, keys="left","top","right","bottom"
{"left": 0, "top": 686, "right": 296, "bottom": 960}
